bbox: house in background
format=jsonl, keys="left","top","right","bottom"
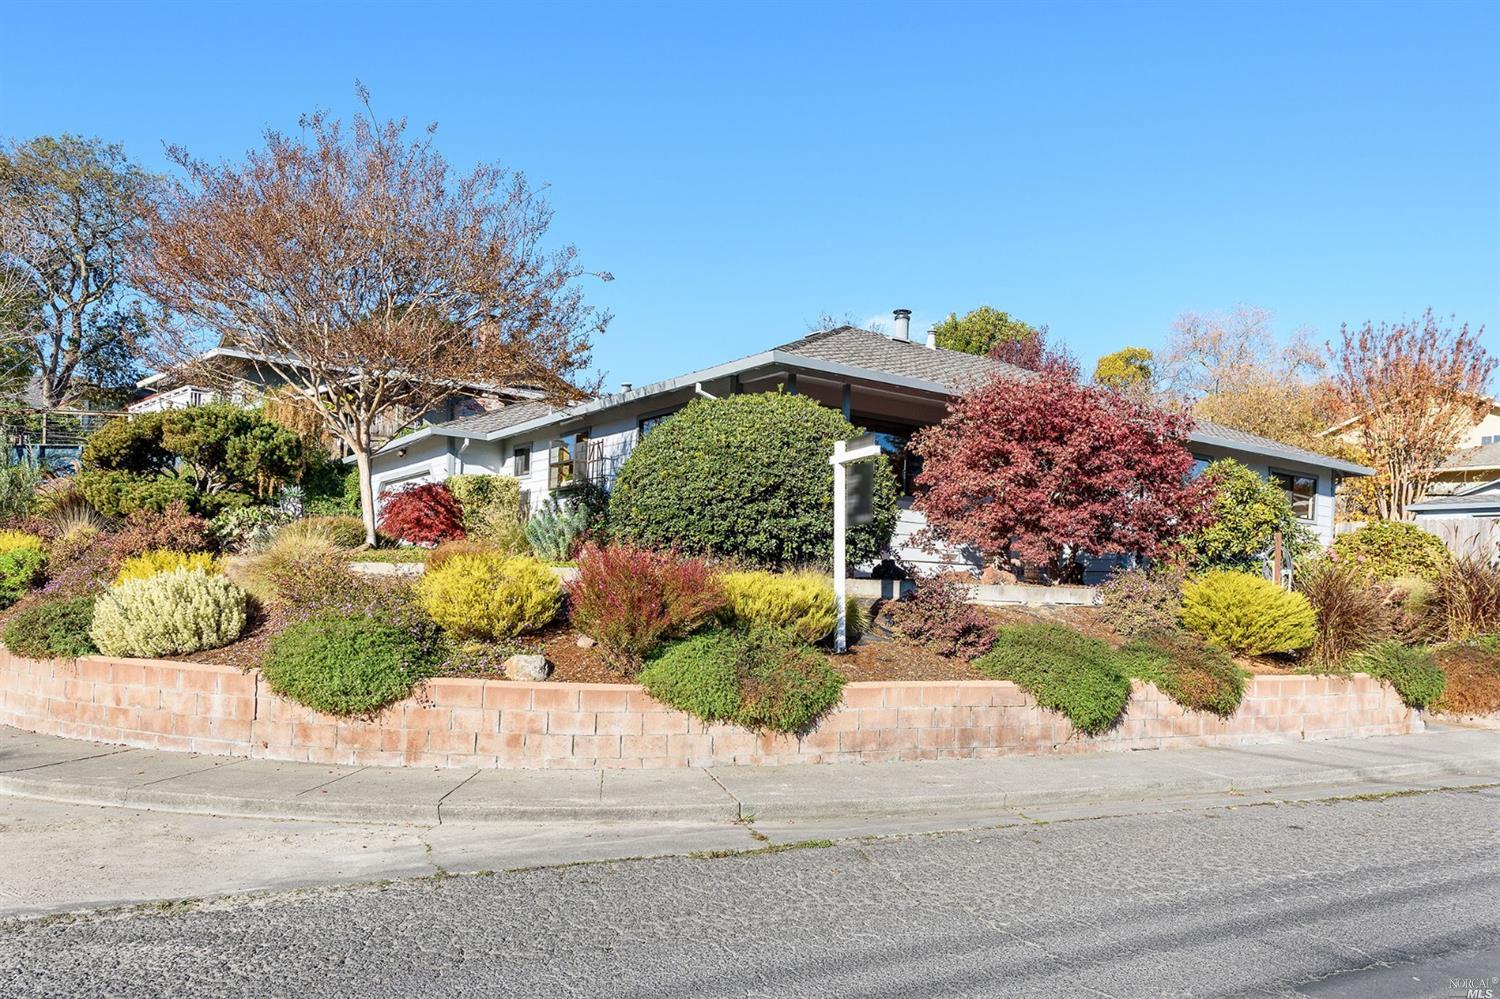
{"left": 1320, "top": 394, "right": 1500, "bottom": 499}
{"left": 367, "top": 311, "right": 1371, "bottom": 578}
{"left": 130, "top": 345, "right": 551, "bottom": 452}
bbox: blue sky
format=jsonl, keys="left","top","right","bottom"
{"left": 3, "top": 0, "right": 1496, "bottom": 390}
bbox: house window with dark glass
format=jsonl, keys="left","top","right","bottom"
{"left": 638, "top": 408, "right": 680, "bottom": 438}
{"left": 1269, "top": 470, "right": 1316, "bottom": 520}
{"left": 513, "top": 446, "right": 531, "bottom": 476}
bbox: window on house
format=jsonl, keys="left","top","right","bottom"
{"left": 513, "top": 446, "right": 531, "bottom": 476}
{"left": 1482, "top": 434, "right": 1499, "bottom": 445}
{"left": 638, "top": 408, "right": 680, "bottom": 437}
{"left": 548, "top": 429, "right": 591, "bottom": 489}
{"left": 1269, "top": 470, "right": 1317, "bottom": 520}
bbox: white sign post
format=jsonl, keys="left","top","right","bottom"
{"left": 830, "top": 435, "right": 883, "bottom": 653}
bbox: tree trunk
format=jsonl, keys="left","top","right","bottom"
{"left": 354, "top": 449, "right": 378, "bottom": 547}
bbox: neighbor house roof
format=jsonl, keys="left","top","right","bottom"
{"left": 1440, "top": 441, "right": 1500, "bottom": 472}
{"left": 373, "top": 325, "right": 1372, "bottom": 475}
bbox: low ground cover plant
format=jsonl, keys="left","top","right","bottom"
{"left": 378, "top": 482, "right": 465, "bottom": 546}
{"left": 974, "top": 623, "right": 1130, "bottom": 734}
{"left": 1180, "top": 570, "right": 1316, "bottom": 656}
{"left": 719, "top": 570, "right": 862, "bottom": 645}
{"left": 1351, "top": 640, "right": 1446, "bottom": 709}
{"left": 1115, "top": 631, "right": 1245, "bottom": 717}
{"left": 417, "top": 552, "right": 561, "bottom": 640}
{"left": 261, "top": 613, "right": 436, "bottom": 715}
{"left": 639, "top": 626, "right": 844, "bottom": 734}
{"left": 1329, "top": 520, "right": 1451, "bottom": 582}
{"left": 1433, "top": 641, "right": 1500, "bottom": 716}
{"left": 887, "top": 576, "right": 996, "bottom": 659}
{"left": 2, "top": 596, "right": 97, "bottom": 658}
{"left": 1097, "top": 564, "right": 1185, "bottom": 639}
{"left": 567, "top": 543, "right": 725, "bottom": 669}
{"left": 90, "top": 568, "right": 248, "bottom": 657}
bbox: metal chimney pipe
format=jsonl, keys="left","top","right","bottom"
{"left": 926, "top": 326, "right": 937, "bottom": 349}
{"left": 892, "top": 308, "right": 912, "bottom": 341}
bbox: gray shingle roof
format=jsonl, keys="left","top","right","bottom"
{"left": 1409, "top": 490, "right": 1500, "bottom": 510}
{"left": 439, "top": 400, "right": 559, "bottom": 436}
{"left": 1189, "top": 418, "right": 1371, "bottom": 473}
{"left": 775, "top": 326, "right": 1031, "bottom": 391}
{"left": 1442, "top": 441, "right": 1500, "bottom": 470}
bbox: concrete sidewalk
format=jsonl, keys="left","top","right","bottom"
{"left": 2, "top": 723, "right": 1496, "bottom": 826}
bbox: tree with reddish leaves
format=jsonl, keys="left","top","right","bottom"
{"left": 378, "top": 482, "right": 466, "bottom": 547}
{"left": 911, "top": 363, "right": 1214, "bottom": 582}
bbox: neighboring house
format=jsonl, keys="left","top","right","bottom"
{"left": 130, "top": 346, "right": 548, "bottom": 446}
{"left": 1320, "top": 394, "right": 1500, "bottom": 498}
{"left": 367, "top": 312, "right": 1371, "bottom": 577}
{"left": 1409, "top": 474, "right": 1500, "bottom": 561}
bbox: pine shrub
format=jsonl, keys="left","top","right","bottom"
{"left": 567, "top": 543, "right": 726, "bottom": 669}
{"left": 90, "top": 568, "right": 248, "bottom": 657}
{"left": 261, "top": 613, "right": 434, "bottom": 716}
{"left": 639, "top": 626, "right": 844, "bottom": 734}
{"left": 377, "top": 482, "right": 465, "bottom": 546}
{"left": 2, "top": 596, "right": 97, "bottom": 659}
{"left": 1115, "top": 630, "right": 1245, "bottom": 717}
{"left": 1180, "top": 570, "right": 1316, "bottom": 656}
{"left": 719, "top": 570, "right": 863, "bottom": 645}
{"left": 887, "top": 576, "right": 996, "bottom": 659}
{"left": 974, "top": 623, "right": 1131, "bottom": 735}
{"left": 417, "top": 552, "right": 562, "bottom": 640}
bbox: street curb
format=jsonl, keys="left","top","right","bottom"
{"left": 2, "top": 755, "right": 1495, "bottom": 826}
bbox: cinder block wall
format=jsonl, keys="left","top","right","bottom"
{"left": 0, "top": 649, "right": 1421, "bottom": 769}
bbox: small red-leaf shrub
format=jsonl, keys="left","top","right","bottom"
{"left": 567, "top": 542, "right": 727, "bottom": 669}
{"left": 378, "top": 482, "right": 465, "bottom": 546}
{"left": 888, "top": 576, "right": 997, "bottom": 660}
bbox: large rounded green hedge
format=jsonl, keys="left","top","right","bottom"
{"left": 1329, "top": 520, "right": 1451, "bottom": 582}
{"left": 608, "top": 392, "right": 899, "bottom": 567}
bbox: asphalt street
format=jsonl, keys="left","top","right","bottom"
{"left": 2, "top": 785, "right": 1496, "bottom": 998}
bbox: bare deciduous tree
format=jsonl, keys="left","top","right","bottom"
{"left": 1160, "top": 305, "right": 1323, "bottom": 401}
{"left": 133, "top": 90, "right": 611, "bottom": 544}
{"left": 1331, "top": 310, "right": 1494, "bottom": 520}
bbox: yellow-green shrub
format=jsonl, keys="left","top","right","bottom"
{"left": 90, "top": 568, "right": 248, "bottom": 657}
{"left": 114, "top": 549, "right": 222, "bottom": 585}
{"left": 1181, "top": 570, "right": 1316, "bottom": 656}
{"left": 417, "top": 553, "right": 561, "bottom": 640}
{"left": 0, "top": 530, "right": 44, "bottom": 555}
{"left": 718, "top": 570, "right": 862, "bottom": 644}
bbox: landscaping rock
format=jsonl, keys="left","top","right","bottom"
{"left": 503, "top": 654, "right": 549, "bottom": 682}
{"left": 575, "top": 635, "right": 596, "bottom": 649}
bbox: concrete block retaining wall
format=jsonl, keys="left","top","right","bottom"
{"left": 0, "top": 648, "right": 1420, "bottom": 769}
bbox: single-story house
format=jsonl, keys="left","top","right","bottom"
{"left": 367, "top": 312, "right": 1372, "bottom": 576}
{"left": 130, "top": 345, "right": 550, "bottom": 446}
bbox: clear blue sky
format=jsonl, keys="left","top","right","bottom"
{"left": 3, "top": 0, "right": 1496, "bottom": 390}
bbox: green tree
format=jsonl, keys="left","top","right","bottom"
{"left": 1094, "top": 347, "right": 1155, "bottom": 393}
{"left": 0, "top": 135, "right": 157, "bottom": 407}
{"left": 1178, "top": 459, "right": 1316, "bottom": 572}
{"left": 609, "top": 392, "right": 899, "bottom": 568}
{"left": 932, "top": 306, "right": 1039, "bottom": 357}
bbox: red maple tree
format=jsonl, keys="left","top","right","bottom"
{"left": 911, "top": 363, "right": 1213, "bottom": 582}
